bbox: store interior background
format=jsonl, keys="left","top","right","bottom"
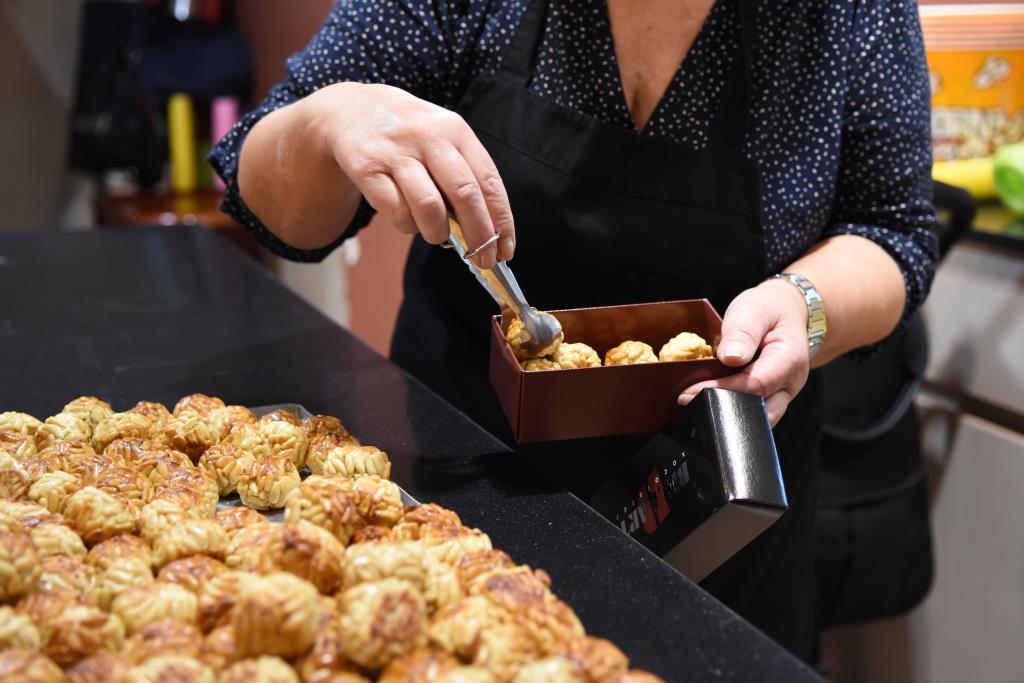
{"left": 1, "top": 1, "right": 1022, "bottom": 681}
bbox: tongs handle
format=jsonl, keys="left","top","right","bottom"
{"left": 444, "top": 217, "right": 529, "bottom": 325}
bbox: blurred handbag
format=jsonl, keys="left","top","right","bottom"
{"left": 816, "top": 312, "right": 934, "bottom": 624}
{"left": 68, "top": 1, "right": 250, "bottom": 187}
{"left": 69, "top": 1, "right": 164, "bottom": 186}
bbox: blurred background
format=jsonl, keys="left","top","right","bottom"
{"left": 1, "top": 1, "right": 1022, "bottom": 680}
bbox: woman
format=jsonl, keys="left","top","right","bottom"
{"left": 210, "top": 0, "right": 937, "bottom": 660}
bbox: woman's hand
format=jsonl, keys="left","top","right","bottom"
{"left": 239, "top": 82, "right": 515, "bottom": 268}
{"left": 678, "top": 279, "right": 810, "bottom": 426}
{"left": 309, "top": 82, "right": 515, "bottom": 268}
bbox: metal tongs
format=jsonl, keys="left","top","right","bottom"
{"left": 442, "top": 217, "right": 563, "bottom": 357}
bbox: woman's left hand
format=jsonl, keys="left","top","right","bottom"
{"left": 678, "top": 279, "right": 810, "bottom": 426}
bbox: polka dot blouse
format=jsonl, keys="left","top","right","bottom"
{"left": 209, "top": 0, "right": 939, "bottom": 340}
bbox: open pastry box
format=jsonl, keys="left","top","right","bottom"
{"left": 489, "top": 299, "right": 735, "bottom": 442}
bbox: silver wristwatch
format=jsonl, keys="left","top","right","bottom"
{"left": 769, "top": 273, "right": 827, "bottom": 360}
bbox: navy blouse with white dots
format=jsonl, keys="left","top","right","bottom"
{"left": 209, "top": 0, "right": 939, "bottom": 338}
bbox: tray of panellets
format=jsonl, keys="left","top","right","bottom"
{"left": 0, "top": 393, "right": 665, "bottom": 681}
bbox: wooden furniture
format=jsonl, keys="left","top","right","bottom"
{"left": 97, "top": 188, "right": 259, "bottom": 257}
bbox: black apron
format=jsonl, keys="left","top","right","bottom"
{"left": 391, "top": 0, "right": 820, "bottom": 661}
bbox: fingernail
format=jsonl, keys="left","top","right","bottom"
{"left": 721, "top": 342, "right": 749, "bottom": 362}
{"left": 678, "top": 393, "right": 695, "bottom": 406}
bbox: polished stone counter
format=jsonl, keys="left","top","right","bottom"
{"left": 0, "top": 227, "right": 820, "bottom": 682}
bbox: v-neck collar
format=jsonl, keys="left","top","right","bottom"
{"left": 602, "top": 0, "right": 728, "bottom": 136}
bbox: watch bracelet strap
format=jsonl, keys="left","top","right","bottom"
{"left": 769, "top": 272, "right": 827, "bottom": 357}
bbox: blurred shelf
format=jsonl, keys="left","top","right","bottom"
{"left": 97, "top": 188, "right": 260, "bottom": 257}
{"left": 966, "top": 201, "right": 1024, "bottom": 253}
{"left": 98, "top": 188, "right": 236, "bottom": 229}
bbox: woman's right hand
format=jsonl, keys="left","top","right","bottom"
{"left": 303, "top": 82, "right": 516, "bottom": 269}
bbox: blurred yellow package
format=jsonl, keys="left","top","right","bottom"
{"left": 921, "top": 4, "right": 1024, "bottom": 161}
{"left": 933, "top": 157, "right": 997, "bottom": 198}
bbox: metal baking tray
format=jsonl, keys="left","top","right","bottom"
{"left": 214, "top": 403, "right": 418, "bottom": 523}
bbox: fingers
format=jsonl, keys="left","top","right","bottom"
{"left": 335, "top": 94, "right": 512, "bottom": 263}
{"left": 390, "top": 159, "right": 449, "bottom": 244}
{"left": 678, "top": 370, "right": 769, "bottom": 408}
{"left": 351, "top": 144, "right": 509, "bottom": 266}
{"left": 678, "top": 284, "right": 810, "bottom": 427}
{"left": 717, "top": 291, "right": 773, "bottom": 366}
{"left": 456, "top": 134, "right": 516, "bottom": 262}
{"left": 425, "top": 144, "right": 499, "bottom": 270}
{"left": 358, "top": 170, "right": 418, "bottom": 236}
{"left": 677, "top": 376, "right": 793, "bottom": 426}
{"left": 681, "top": 337, "right": 806, "bottom": 399}
{"left": 764, "top": 389, "right": 794, "bottom": 426}
{"left": 677, "top": 371, "right": 795, "bottom": 427}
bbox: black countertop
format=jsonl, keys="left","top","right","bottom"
{"left": 0, "top": 227, "right": 820, "bottom": 682}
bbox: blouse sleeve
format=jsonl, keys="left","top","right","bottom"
{"left": 207, "top": 1, "right": 498, "bottom": 262}
{"left": 823, "top": 0, "right": 940, "bottom": 350}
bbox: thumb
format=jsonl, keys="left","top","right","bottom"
{"left": 717, "top": 291, "right": 772, "bottom": 366}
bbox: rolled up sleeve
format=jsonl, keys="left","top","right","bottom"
{"left": 207, "top": 1, "right": 474, "bottom": 261}
{"left": 823, "top": 0, "right": 940, "bottom": 347}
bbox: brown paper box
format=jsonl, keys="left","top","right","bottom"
{"left": 489, "top": 299, "right": 735, "bottom": 442}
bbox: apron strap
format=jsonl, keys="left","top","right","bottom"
{"left": 707, "top": 0, "right": 757, "bottom": 155}
{"left": 499, "top": 0, "right": 549, "bottom": 86}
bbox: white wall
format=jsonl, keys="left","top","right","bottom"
{"left": 923, "top": 241, "right": 1024, "bottom": 413}
{"left": 0, "top": 1, "right": 84, "bottom": 232}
